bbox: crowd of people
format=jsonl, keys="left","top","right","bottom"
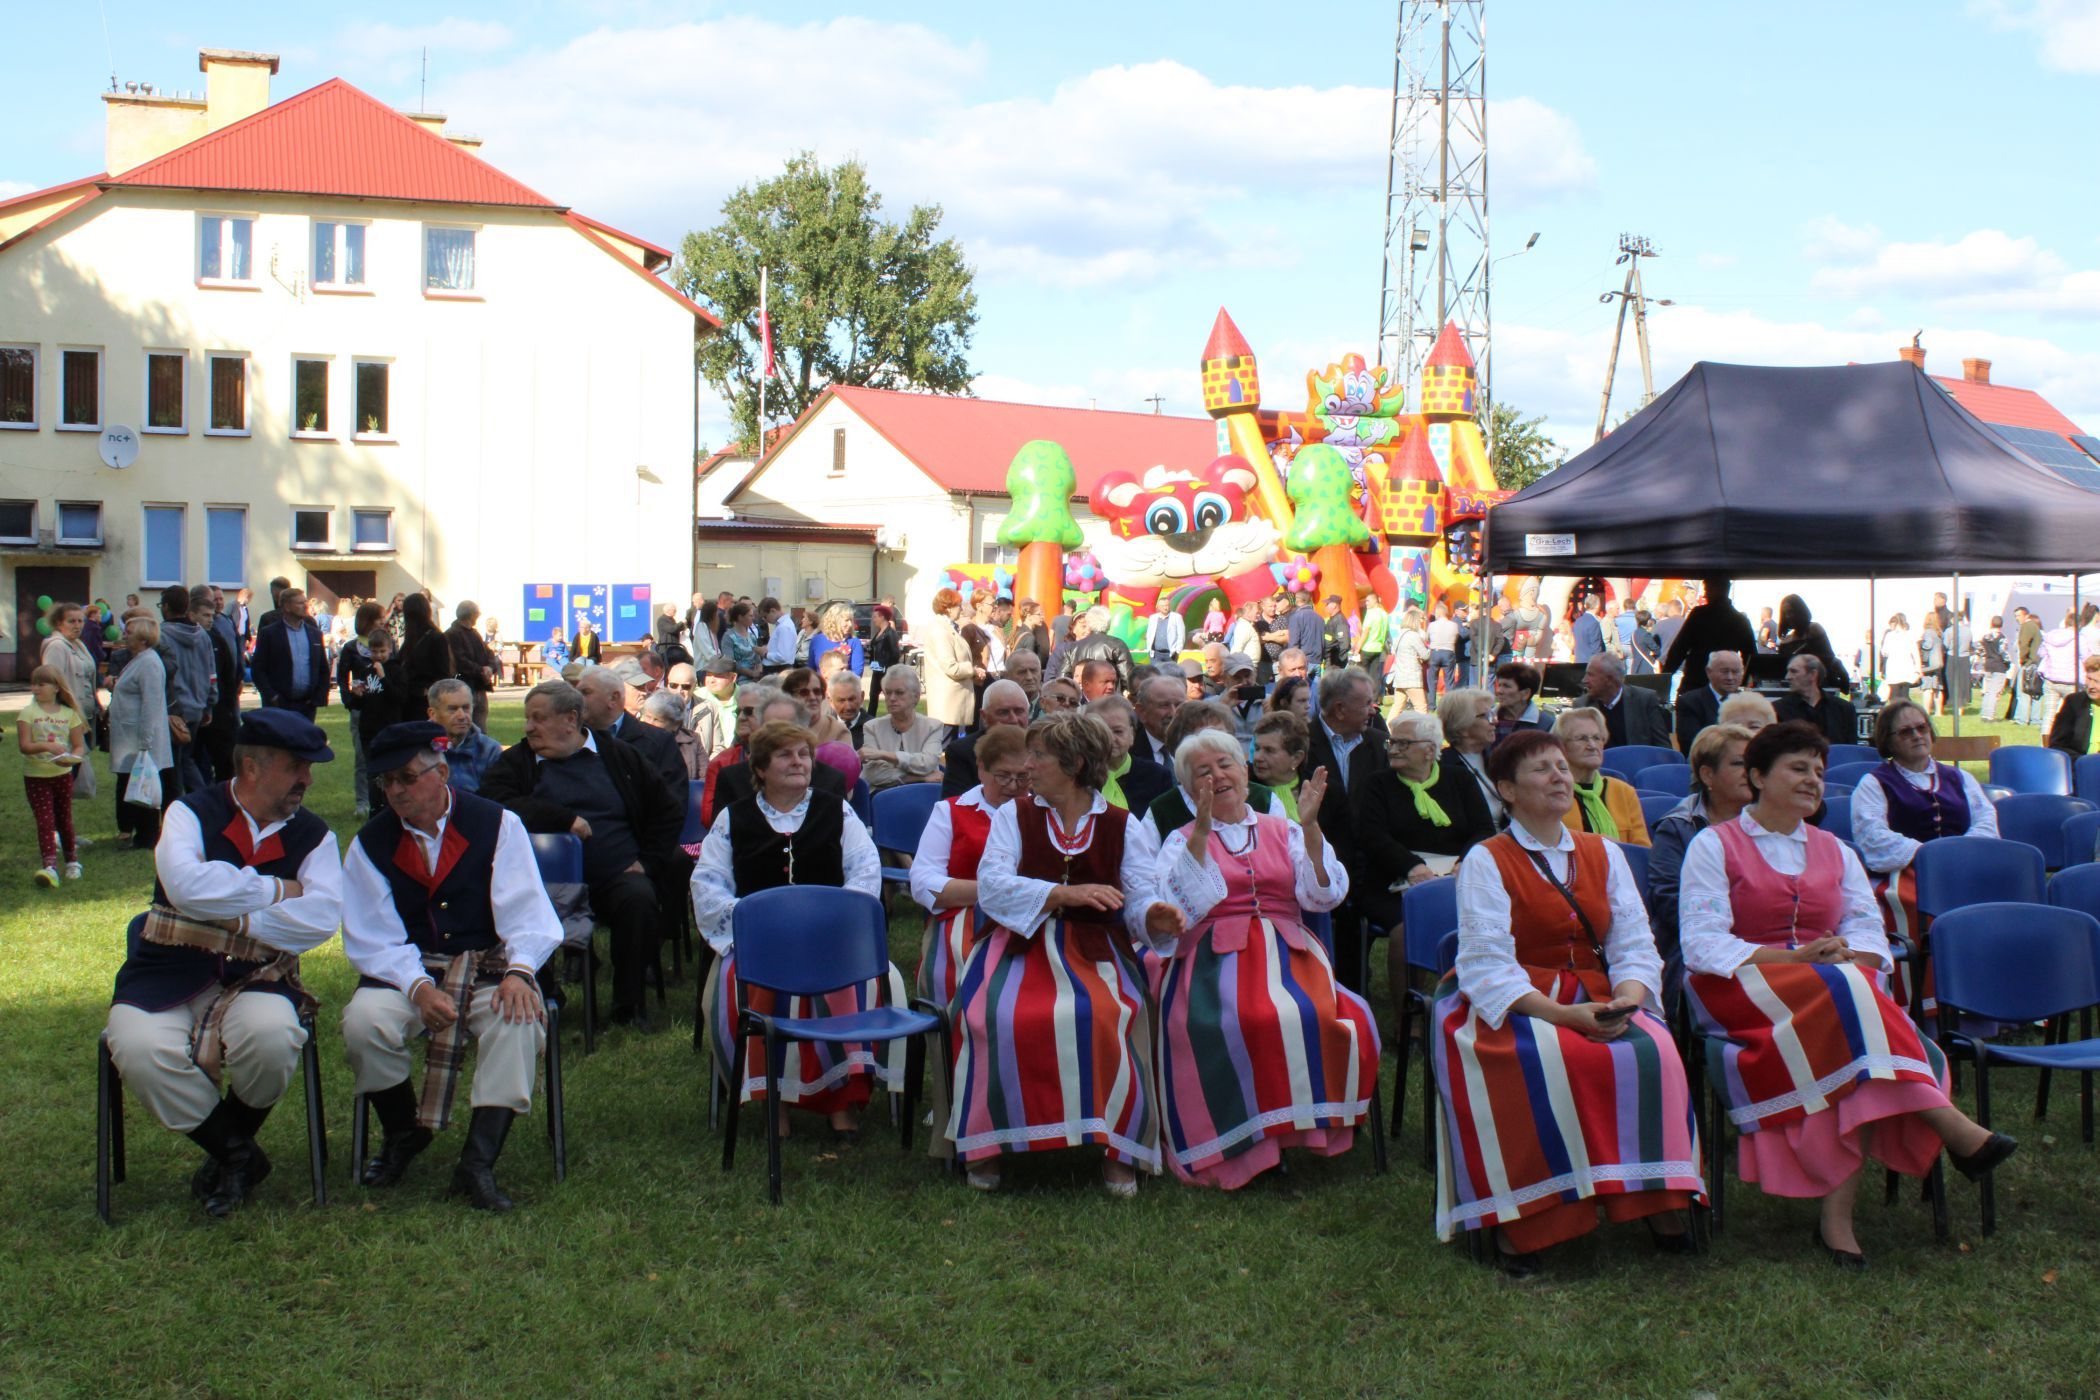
{"left": 25, "top": 572, "right": 2037, "bottom": 1270}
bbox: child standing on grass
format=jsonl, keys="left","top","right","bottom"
{"left": 18, "top": 664, "right": 88, "bottom": 887}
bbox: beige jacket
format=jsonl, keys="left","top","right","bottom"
{"left": 919, "top": 616, "right": 977, "bottom": 728}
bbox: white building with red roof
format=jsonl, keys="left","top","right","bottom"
{"left": 0, "top": 48, "right": 714, "bottom": 675}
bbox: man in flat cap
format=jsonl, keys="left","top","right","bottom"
{"left": 340, "top": 722, "right": 562, "bottom": 1211}
{"left": 103, "top": 708, "right": 343, "bottom": 1219}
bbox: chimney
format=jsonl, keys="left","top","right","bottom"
{"left": 1897, "top": 341, "right": 1926, "bottom": 370}
{"left": 446, "top": 132, "right": 484, "bottom": 152}
{"left": 103, "top": 88, "right": 206, "bottom": 176}
{"left": 404, "top": 111, "right": 447, "bottom": 135}
{"left": 198, "top": 49, "right": 278, "bottom": 132}
{"left": 1963, "top": 357, "right": 1992, "bottom": 384}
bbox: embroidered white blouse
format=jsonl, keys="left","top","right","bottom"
{"left": 909, "top": 785, "right": 995, "bottom": 913}
{"left": 688, "top": 791, "right": 882, "bottom": 954}
{"left": 1150, "top": 811, "right": 1348, "bottom": 958}
{"left": 976, "top": 792, "right": 1154, "bottom": 941}
{"left": 1677, "top": 812, "right": 1889, "bottom": 976}
{"left": 1848, "top": 762, "right": 1998, "bottom": 875}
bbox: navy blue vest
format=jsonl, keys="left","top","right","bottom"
{"left": 113, "top": 783, "right": 331, "bottom": 1010}
{"left": 353, "top": 790, "right": 505, "bottom": 961}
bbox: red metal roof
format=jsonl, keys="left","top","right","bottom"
{"left": 764, "top": 386, "right": 1218, "bottom": 499}
{"left": 569, "top": 211, "right": 670, "bottom": 269}
{"left": 106, "top": 78, "right": 559, "bottom": 208}
{"left": 1932, "top": 374, "right": 2086, "bottom": 436}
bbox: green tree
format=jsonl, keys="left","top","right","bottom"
{"left": 676, "top": 153, "right": 978, "bottom": 446}
{"left": 1484, "top": 400, "right": 1567, "bottom": 491}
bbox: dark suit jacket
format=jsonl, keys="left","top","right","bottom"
{"left": 1675, "top": 685, "right": 1732, "bottom": 754}
{"left": 251, "top": 619, "right": 331, "bottom": 711}
{"left": 2048, "top": 693, "right": 2095, "bottom": 756}
{"left": 1132, "top": 725, "right": 1174, "bottom": 770}
{"left": 481, "top": 733, "right": 682, "bottom": 876}
{"left": 711, "top": 758, "right": 848, "bottom": 815}
{"left": 1119, "top": 756, "right": 1172, "bottom": 819}
{"left": 205, "top": 616, "right": 243, "bottom": 721}
{"left": 398, "top": 627, "right": 455, "bottom": 709}
{"left": 1301, "top": 715, "right": 1390, "bottom": 877}
{"left": 941, "top": 731, "right": 982, "bottom": 798}
{"left": 1775, "top": 690, "right": 1860, "bottom": 744}
{"left": 1572, "top": 612, "right": 1606, "bottom": 663}
{"left": 1359, "top": 752, "right": 1498, "bottom": 888}
{"left": 1601, "top": 683, "right": 1672, "bottom": 749}
{"left": 607, "top": 714, "right": 686, "bottom": 804}
{"left": 1660, "top": 603, "right": 1759, "bottom": 683}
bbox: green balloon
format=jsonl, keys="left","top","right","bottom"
{"left": 105, "top": 624, "right": 121, "bottom": 642}
{"left": 36, "top": 594, "right": 52, "bottom": 611}
{"left": 35, "top": 618, "right": 52, "bottom": 636}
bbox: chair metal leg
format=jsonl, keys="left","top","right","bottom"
{"left": 351, "top": 1092, "right": 370, "bottom": 1188}
{"left": 1709, "top": 1080, "right": 1727, "bottom": 1239}
{"left": 719, "top": 1018, "right": 747, "bottom": 1172}
{"left": 302, "top": 1030, "right": 327, "bottom": 1207}
{"left": 1883, "top": 1167, "right": 1900, "bottom": 1207}
{"left": 1928, "top": 1158, "right": 1948, "bottom": 1243}
{"left": 764, "top": 1028, "right": 788, "bottom": 1205}
{"left": 579, "top": 943, "right": 599, "bottom": 1056}
{"left": 1390, "top": 994, "right": 1412, "bottom": 1141}
{"left": 900, "top": 1035, "right": 923, "bottom": 1154}
{"left": 2035, "top": 1015, "right": 2065, "bottom": 1121}
{"left": 1975, "top": 1047, "right": 1996, "bottom": 1237}
{"left": 671, "top": 906, "right": 688, "bottom": 984}
{"left": 545, "top": 1001, "right": 567, "bottom": 1183}
{"left": 1419, "top": 1022, "right": 1436, "bottom": 1172}
{"left": 96, "top": 1036, "right": 117, "bottom": 1225}
{"left": 1367, "top": 1065, "right": 1389, "bottom": 1174}
{"left": 2084, "top": 1007, "right": 2095, "bottom": 1145}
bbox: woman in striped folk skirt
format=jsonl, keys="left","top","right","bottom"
{"left": 947, "top": 713, "right": 1171, "bottom": 1196}
{"left": 1681, "top": 722, "right": 2014, "bottom": 1266}
{"left": 1849, "top": 700, "right": 1998, "bottom": 1025}
{"left": 692, "top": 721, "right": 905, "bottom": 1139}
{"left": 1432, "top": 730, "right": 1703, "bottom": 1276}
{"left": 1150, "top": 732, "right": 1376, "bottom": 1188}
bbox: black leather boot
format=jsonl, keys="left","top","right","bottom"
{"left": 361, "top": 1081, "right": 434, "bottom": 1187}
{"left": 185, "top": 1097, "right": 236, "bottom": 1200}
{"left": 202, "top": 1093, "right": 273, "bottom": 1219}
{"left": 448, "top": 1107, "right": 517, "bottom": 1212}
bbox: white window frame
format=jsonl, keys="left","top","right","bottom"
{"left": 0, "top": 343, "right": 40, "bottom": 431}
{"left": 422, "top": 222, "right": 480, "bottom": 297}
{"left": 291, "top": 505, "right": 334, "bottom": 554}
{"left": 55, "top": 500, "right": 103, "bottom": 547}
{"left": 291, "top": 354, "right": 333, "bottom": 439}
{"left": 0, "top": 498, "right": 35, "bottom": 544}
{"left": 205, "top": 352, "right": 251, "bottom": 436}
{"left": 57, "top": 346, "right": 102, "bottom": 431}
{"left": 350, "top": 507, "right": 395, "bottom": 553}
{"left": 352, "top": 357, "right": 394, "bottom": 442}
{"left": 310, "top": 218, "right": 371, "bottom": 293}
{"left": 142, "top": 349, "right": 186, "bottom": 434}
{"left": 204, "top": 505, "right": 247, "bottom": 588}
{"left": 140, "top": 504, "right": 185, "bottom": 588}
{"left": 196, "top": 212, "right": 258, "bottom": 287}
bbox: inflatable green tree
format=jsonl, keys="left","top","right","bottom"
{"left": 997, "top": 440, "right": 1082, "bottom": 609}
{"left": 1283, "top": 443, "right": 1371, "bottom": 616}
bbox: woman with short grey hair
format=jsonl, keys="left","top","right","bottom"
{"left": 109, "top": 617, "right": 171, "bottom": 849}
{"left": 642, "top": 688, "right": 707, "bottom": 781}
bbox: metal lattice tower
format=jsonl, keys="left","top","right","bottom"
{"left": 1376, "top": 0, "right": 1490, "bottom": 416}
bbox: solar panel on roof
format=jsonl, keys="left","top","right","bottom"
{"left": 1986, "top": 423, "right": 2100, "bottom": 489}
{"left": 2072, "top": 434, "right": 2100, "bottom": 464}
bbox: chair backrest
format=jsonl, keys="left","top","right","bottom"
{"left": 1402, "top": 875, "right": 1460, "bottom": 976}
{"left": 1601, "top": 745, "right": 1682, "bottom": 779}
{"left": 1913, "top": 836, "right": 2046, "bottom": 918}
{"left": 730, "top": 886, "right": 891, "bottom": 998}
{"left": 2048, "top": 863, "right": 2100, "bottom": 919}
{"left": 1930, "top": 902, "right": 2100, "bottom": 1025}
{"left": 1436, "top": 930, "right": 1460, "bottom": 976}
{"left": 1989, "top": 744, "right": 2073, "bottom": 797}
{"left": 1981, "top": 784, "right": 2016, "bottom": 804}
{"left": 1637, "top": 791, "right": 1681, "bottom": 832}
{"left": 1994, "top": 793, "right": 2097, "bottom": 869}
{"left": 1813, "top": 794, "right": 1854, "bottom": 843}
{"left": 1302, "top": 908, "right": 1335, "bottom": 959}
{"left": 848, "top": 777, "right": 874, "bottom": 827}
{"left": 871, "top": 783, "right": 943, "bottom": 858}
{"left": 1613, "top": 840, "right": 1651, "bottom": 899}
{"left": 2076, "top": 753, "right": 2100, "bottom": 805}
{"left": 2061, "top": 810, "right": 2100, "bottom": 869}
{"left": 528, "top": 832, "right": 585, "bottom": 886}
{"left": 679, "top": 778, "right": 709, "bottom": 845}
{"left": 1823, "top": 761, "right": 1880, "bottom": 792}
{"left": 1633, "top": 762, "right": 1691, "bottom": 795}
{"left": 1825, "top": 743, "right": 1880, "bottom": 770}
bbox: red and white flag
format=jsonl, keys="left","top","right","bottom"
{"left": 758, "top": 266, "right": 774, "bottom": 380}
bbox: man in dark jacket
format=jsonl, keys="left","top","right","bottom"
{"left": 1284, "top": 595, "right": 1324, "bottom": 670}
{"left": 193, "top": 586, "right": 243, "bottom": 781}
{"left": 1659, "top": 578, "right": 1758, "bottom": 690}
{"left": 1582, "top": 653, "right": 1672, "bottom": 749}
{"left": 445, "top": 600, "right": 500, "bottom": 732}
{"left": 1774, "top": 653, "right": 1860, "bottom": 743}
{"left": 1300, "top": 666, "right": 1389, "bottom": 992}
{"left": 941, "top": 680, "right": 1033, "bottom": 796}
{"left": 1673, "top": 650, "right": 1746, "bottom": 754}
{"left": 1063, "top": 605, "right": 1135, "bottom": 693}
{"left": 581, "top": 661, "right": 683, "bottom": 803}
{"left": 481, "top": 679, "right": 681, "bottom": 1029}
{"left": 252, "top": 587, "right": 331, "bottom": 719}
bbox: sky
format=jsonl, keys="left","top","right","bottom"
{"left": 8, "top": 0, "right": 2100, "bottom": 461}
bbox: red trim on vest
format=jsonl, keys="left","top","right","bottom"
{"left": 393, "top": 820, "right": 471, "bottom": 893}
{"left": 220, "top": 800, "right": 284, "bottom": 868}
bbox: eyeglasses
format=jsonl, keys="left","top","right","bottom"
{"left": 984, "top": 769, "right": 1030, "bottom": 789}
{"left": 378, "top": 760, "right": 441, "bottom": 790}
{"left": 1386, "top": 738, "right": 1436, "bottom": 752}
{"left": 669, "top": 682, "right": 696, "bottom": 692}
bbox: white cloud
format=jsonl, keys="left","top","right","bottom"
{"left": 0, "top": 179, "right": 34, "bottom": 199}
{"left": 1806, "top": 225, "right": 2100, "bottom": 316}
{"left": 339, "top": 18, "right": 517, "bottom": 64}
{"left": 1972, "top": 0, "right": 2100, "bottom": 72}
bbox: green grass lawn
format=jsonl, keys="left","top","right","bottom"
{"left": 2, "top": 700, "right": 2096, "bottom": 1397}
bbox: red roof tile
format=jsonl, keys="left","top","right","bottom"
{"left": 1202, "top": 308, "right": 1254, "bottom": 362}
{"left": 107, "top": 78, "right": 559, "bottom": 209}
{"left": 1426, "top": 321, "right": 1475, "bottom": 369}
{"left": 765, "top": 386, "right": 1218, "bottom": 499}
{"left": 1932, "top": 374, "right": 2086, "bottom": 437}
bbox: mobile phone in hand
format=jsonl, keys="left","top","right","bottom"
{"left": 1592, "top": 1001, "right": 1637, "bottom": 1024}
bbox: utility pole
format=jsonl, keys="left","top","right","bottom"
{"left": 1594, "top": 234, "right": 1673, "bottom": 442}
{"left": 1143, "top": 394, "right": 1164, "bottom": 415}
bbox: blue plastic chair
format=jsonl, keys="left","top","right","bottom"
{"left": 1932, "top": 901, "right": 2100, "bottom": 1234}
{"left": 530, "top": 831, "right": 585, "bottom": 886}
{"left": 1994, "top": 794, "right": 2096, "bottom": 870}
{"left": 1983, "top": 784, "right": 2016, "bottom": 804}
{"left": 1639, "top": 791, "right": 1682, "bottom": 832}
{"left": 1392, "top": 876, "right": 1460, "bottom": 1167}
{"left": 2075, "top": 754, "right": 2100, "bottom": 805}
{"left": 1614, "top": 840, "right": 1651, "bottom": 903}
{"left": 1814, "top": 794, "right": 1854, "bottom": 843}
{"left": 1633, "top": 763, "right": 1692, "bottom": 795}
{"left": 718, "top": 886, "right": 941, "bottom": 1203}
{"left": 1990, "top": 745, "right": 2073, "bottom": 797}
{"left": 848, "top": 777, "right": 874, "bottom": 827}
{"left": 871, "top": 784, "right": 943, "bottom": 891}
{"left": 1824, "top": 761, "right": 1881, "bottom": 792}
{"left": 1914, "top": 836, "right": 2047, "bottom": 919}
{"left": 679, "top": 778, "right": 708, "bottom": 845}
{"left": 1826, "top": 743, "right": 1880, "bottom": 770}
{"left": 2062, "top": 810, "right": 2100, "bottom": 869}
{"left": 2041, "top": 865, "right": 2100, "bottom": 1128}
{"left": 1601, "top": 745, "right": 1683, "bottom": 780}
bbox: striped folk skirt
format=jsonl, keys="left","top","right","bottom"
{"left": 946, "top": 917, "right": 1160, "bottom": 1171}
{"left": 1868, "top": 867, "right": 1935, "bottom": 1024}
{"left": 1433, "top": 968, "right": 1704, "bottom": 1245}
{"left": 704, "top": 952, "right": 908, "bottom": 1113}
{"left": 1688, "top": 960, "right": 1951, "bottom": 1195}
{"left": 1155, "top": 915, "right": 1379, "bottom": 1189}
{"left": 915, "top": 904, "right": 988, "bottom": 1012}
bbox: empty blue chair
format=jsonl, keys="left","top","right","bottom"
{"left": 1990, "top": 745, "right": 2073, "bottom": 797}
{"left": 2075, "top": 754, "right": 2100, "bottom": 805}
{"left": 1914, "top": 836, "right": 2046, "bottom": 919}
{"left": 1826, "top": 743, "right": 1879, "bottom": 770}
{"left": 1932, "top": 901, "right": 2100, "bottom": 1234}
{"left": 1994, "top": 793, "right": 2097, "bottom": 870}
{"left": 1633, "top": 763, "right": 1692, "bottom": 795}
{"left": 1601, "top": 745, "right": 1683, "bottom": 780}
{"left": 1814, "top": 794, "right": 1854, "bottom": 843}
{"left": 2050, "top": 863, "right": 2100, "bottom": 921}
{"left": 679, "top": 778, "right": 709, "bottom": 845}
{"left": 1639, "top": 791, "right": 1682, "bottom": 832}
{"left": 2062, "top": 810, "right": 2100, "bottom": 869}
{"left": 1392, "top": 876, "right": 1460, "bottom": 1165}
{"left": 1824, "top": 761, "right": 1880, "bottom": 792}
{"left": 719, "top": 886, "right": 941, "bottom": 1203}
{"left": 530, "top": 831, "right": 585, "bottom": 886}
{"left": 1614, "top": 840, "right": 1651, "bottom": 902}
{"left": 848, "top": 777, "right": 874, "bottom": 827}
{"left": 871, "top": 783, "right": 943, "bottom": 889}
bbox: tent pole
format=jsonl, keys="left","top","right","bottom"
{"left": 1868, "top": 574, "right": 1878, "bottom": 699}
{"left": 1950, "top": 571, "right": 1961, "bottom": 738}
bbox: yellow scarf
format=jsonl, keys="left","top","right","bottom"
{"left": 1572, "top": 776, "right": 1620, "bottom": 841}
{"left": 1104, "top": 754, "right": 1130, "bottom": 809}
{"left": 1399, "top": 774, "right": 1451, "bottom": 827}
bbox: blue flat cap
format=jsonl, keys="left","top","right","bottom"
{"left": 237, "top": 708, "right": 334, "bottom": 762}
{"left": 366, "top": 720, "right": 448, "bottom": 776}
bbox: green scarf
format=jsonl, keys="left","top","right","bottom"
{"left": 1572, "top": 776, "right": 1620, "bottom": 841}
{"left": 1104, "top": 754, "right": 1131, "bottom": 809}
{"left": 1399, "top": 774, "right": 1451, "bottom": 827}
{"left": 1259, "top": 778, "right": 1299, "bottom": 821}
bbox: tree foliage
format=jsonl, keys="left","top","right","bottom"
{"left": 676, "top": 153, "right": 978, "bottom": 447}
{"left": 1483, "top": 400, "right": 1567, "bottom": 492}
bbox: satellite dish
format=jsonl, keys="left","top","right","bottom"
{"left": 98, "top": 425, "right": 140, "bottom": 470}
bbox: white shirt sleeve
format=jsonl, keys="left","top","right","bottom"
{"left": 1962, "top": 771, "right": 2000, "bottom": 838}
{"left": 225, "top": 825, "right": 342, "bottom": 953}
{"left": 841, "top": 808, "right": 882, "bottom": 899}
{"left": 492, "top": 809, "right": 563, "bottom": 973}
{"left": 908, "top": 800, "right": 957, "bottom": 912}
{"left": 690, "top": 810, "right": 739, "bottom": 955}
{"left": 1118, "top": 816, "right": 1159, "bottom": 942}
{"left": 1834, "top": 841, "right": 1893, "bottom": 966}
{"left": 1454, "top": 843, "right": 1537, "bottom": 1030}
{"left": 155, "top": 802, "right": 285, "bottom": 918}
{"left": 1154, "top": 827, "right": 1227, "bottom": 957}
{"left": 1848, "top": 772, "right": 1918, "bottom": 875}
{"left": 976, "top": 802, "right": 1056, "bottom": 939}
{"left": 1677, "top": 826, "right": 1760, "bottom": 975}
{"left": 1293, "top": 822, "right": 1351, "bottom": 913}
{"left": 1598, "top": 841, "right": 1664, "bottom": 1009}
{"left": 339, "top": 837, "right": 430, "bottom": 992}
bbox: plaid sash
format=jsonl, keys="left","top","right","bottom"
{"left": 415, "top": 947, "right": 514, "bottom": 1131}
{"left": 140, "top": 903, "right": 315, "bottom": 1080}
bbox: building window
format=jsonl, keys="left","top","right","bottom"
{"left": 198, "top": 215, "right": 254, "bottom": 283}
{"left": 424, "top": 226, "right": 476, "bottom": 292}
{"left": 142, "top": 505, "right": 184, "bottom": 586}
{"left": 312, "top": 220, "right": 367, "bottom": 288}
{"left": 0, "top": 500, "right": 33, "bottom": 543}
{"left": 293, "top": 357, "right": 330, "bottom": 435}
{"left": 354, "top": 360, "right": 390, "bottom": 438}
{"left": 205, "top": 506, "right": 246, "bottom": 586}
{"left": 144, "top": 351, "right": 185, "bottom": 433}
{"left": 351, "top": 507, "right": 394, "bottom": 551}
{"left": 831, "top": 427, "right": 847, "bottom": 476}
{"left": 56, "top": 501, "right": 102, "bottom": 546}
{"left": 59, "top": 348, "right": 101, "bottom": 430}
{"left": 0, "top": 346, "right": 34, "bottom": 427}
{"left": 207, "top": 354, "right": 248, "bottom": 434}
{"left": 292, "top": 507, "right": 332, "bottom": 552}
